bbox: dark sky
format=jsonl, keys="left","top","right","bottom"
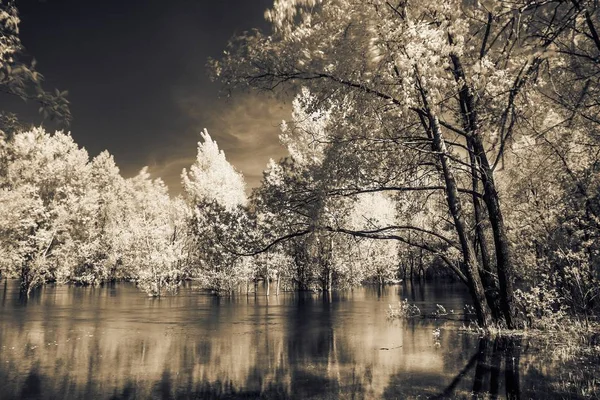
{"left": 14, "top": 0, "right": 289, "bottom": 193}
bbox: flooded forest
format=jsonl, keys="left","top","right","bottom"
{"left": 0, "top": 0, "right": 599, "bottom": 399}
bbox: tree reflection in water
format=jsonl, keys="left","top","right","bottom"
{"left": 0, "top": 280, "right": 596, "bottom": 399}
{"left": 429, "top": 337, "right": 522, "bottom": 399}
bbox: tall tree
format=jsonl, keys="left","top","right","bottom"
{"left": 182, "top": 129, "right": 254, "bottom": 294}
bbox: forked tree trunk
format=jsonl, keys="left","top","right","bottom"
{"left": 450, "top": 53, "right": 518, "bottom": 328}
{"left": 416, "top": 69, "right": 493, "bottom": 327}
{"left": 429, "top": 115, "right": 493, "bottom": 328}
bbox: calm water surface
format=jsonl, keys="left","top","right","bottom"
{"left": 0, "top": 280, "right": 596, "bottom": 399}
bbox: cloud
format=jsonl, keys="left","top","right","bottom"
{"left": 145, "top": 156, "right": 196, "bottom": 195}
{"left": 176, "top": 91, "right": 291, "bottom": 191}
{"left": 147, "top": 91, "right": 291, "bottom": 195}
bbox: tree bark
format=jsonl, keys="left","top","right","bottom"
{"left": 450, "top": 53, "right": 518, "bottom": 328}
{"left": 416, "top": 68, "right": 493, "bottom": 328}
{"left": 429, "top": 114, "right": 493, "bottom": 328}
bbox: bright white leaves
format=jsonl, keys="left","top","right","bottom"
{"left": 280, "top": 88, "right": 330, "bottom": 168}
{"left": 348, "top": 192, "right": 397, "bottom": 231}
{"left": 5, "top": 128, "right": 91, "bottom": 199}
{"left": 180, "top": 129, "right": 254, "bottom": 294}
{"left": 0, "top": 128, "right": 95, "bottom": 289}
{"left": 0, "top": 128, "right": 190, "bottom": 295}
{"left": 265, "top": 0, "right": 322, "bottom": 36}
{"left": 120, "top": 168, "right": 188, "bottom": 296}
{"left": 182, "top": 129, "right": 247, "bottom": 210}
{"left": 345, "top": 192, "right": 400, "bottom": 283}
{"left": 0, "top": 4, "right": 20, "bottom": 66}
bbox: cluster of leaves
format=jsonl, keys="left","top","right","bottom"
{"left": 0, "top": 1, "right": 70, "bottom": 134}
{"left": 387, "top": 299, "right": 421, "bottom": 319}
{"left": 0, "top": 128, "right": 188, "bottom": 296}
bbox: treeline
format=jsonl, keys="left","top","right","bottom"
{"left": 0, "top": 128, "right": 402, "bottom": 296}
{"left": 0, "top": 1, "right": 402, "bottom": 298}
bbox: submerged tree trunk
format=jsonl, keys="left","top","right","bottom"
{"left": 266, "top": 275, "right": 270, "bottom": 296}
{"left": 20, "top": 266, "right": 30, "bottom": 295}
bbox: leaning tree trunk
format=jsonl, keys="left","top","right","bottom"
{"left": 471, "top": 156, "right": 501, "bottom": 321}
{"left": 415, "top": 80, "right": 492, "bottom": 327}
{"left": 450, "top": 53, "right": 518, "bottom": 328}
{"left": 428, "top": 113, "right": 493, "bottom": 328}
{"left": 468, "top": 131, "right": 502, "bottom": 322}
{"left": 473, "top": 153, "right": 517, "bottom": 328}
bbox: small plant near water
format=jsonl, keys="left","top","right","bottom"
{"left": 387, "top": 299, "right": 421, "bottom": 318}
{"left": 433, "top": 304, "right": 447, "bottom": 317}
{"left": 432, "top": 327, "right": 441, "bottom": 347}
{"left": 459, "top": 321, "right": 497, "bottom": 338}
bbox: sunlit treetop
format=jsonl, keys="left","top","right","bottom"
{"left": 182, "top": 129, "right": 247, "bottom": 210}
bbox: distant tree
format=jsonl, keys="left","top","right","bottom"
{"left": 182, "top": 129, "right": 247, "bottom": 210}
{"left": 0, "top": 128, "right": 191, "bottom": 296}
{"left": 115, "top": 168, "right": 188, "bottom": 297}
{"left": 251, "top": 92, "right": 404, "bottom": 290}
{"left": 344, "top": 192, "right": 400, "bottom": 285}
{"left": 182, "top": 129, "right": 254, "bottom": 294}
{"left": 0, "top": 128, "right": 91, "bottom": 293}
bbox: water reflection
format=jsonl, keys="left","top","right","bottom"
{"left": 0, "top": 280, "right": 595, "bottom": 399}
{"left": 425, "top": 337, "right": 522, "bottom": 399}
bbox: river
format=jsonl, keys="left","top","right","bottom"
{"left": 0, "top": 279, "right": 596, "bottom": 399}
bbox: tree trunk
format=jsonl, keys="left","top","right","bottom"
{"left": 465, "top": 109, "right": 517, "bottom": 328}
{"left": 266, "top": 275, "right": 270, "bottom": 296}
{"left": 20, "top": 263, "right": 32, "bottom": 296}
{"left": 450, "top": 53, "right": 517, "bottom": 328}
{"left": 469, "top": 141, "right": 502, "bottom": 322}
{"left": 415, "top": 67, "right": 492, "bottom": 327}
{"left": 418, "top": 246, "right": 423, "bottom": 279}
{"left": 424, "top": 106, "right": 493, "bottom": 328}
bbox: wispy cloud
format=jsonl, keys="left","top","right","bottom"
{"left": 149, "top": 91, "right": 290, "bottom": 194}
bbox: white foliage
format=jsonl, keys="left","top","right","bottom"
{"left": 182, "top": 129, "right": 247, "bottom": 210}
{"left": 345, "top": 192, "right": 400, "bottom": 283}
{"left": 280, "top": 88, "right": 331, "bottom": 167}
